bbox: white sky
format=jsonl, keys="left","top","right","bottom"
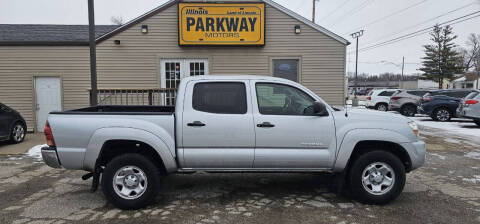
{"left": 1, "top": 0, "right": 479, "bottom": 76}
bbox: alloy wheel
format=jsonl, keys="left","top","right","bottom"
{"left": 436, "top": 109, "right": 450, "bottom": 121}
{"left": 113, "top": 166, "right": 148, "bottom": 200}
{"left": 361, "top": 162, "right": 395, "bottom": 196}
{"left": 12, "top": 124, "right": 25, "bottom": 142}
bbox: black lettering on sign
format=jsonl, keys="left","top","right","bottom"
{"left": 205, "top": 17, "right": 215, "bottom": 31}
{"left": 239, "top": 17, "right": 248, "bottom": 32}
{"left": 226, "top": 18, "right": 239, "bottom": 32}
{"left": 195, "top": 18, "right": 205, "bottom": 31}
{"left": 186, "top": 17, "right": 195, "bottom": 31}
{"left": 216, "top": 18, "right": 225, "bottom": 32}
{"left": 248, "top": 18, "right": 257, "bottom": 32}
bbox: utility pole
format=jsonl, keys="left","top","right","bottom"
{"left": 88, "top": 0, "right": 98, "bottom": 106}
{"left": 401, "top": 56, "right": 405, "bottom": 88}
{"left": 351, "top": 30, "right": 364, "bottom": 106}
{"left": 312, "top": 0, "right": 319, "bottom": 23}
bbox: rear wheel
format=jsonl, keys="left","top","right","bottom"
{"left": 375, "top": 103, "right": 388, "bottom": 112}
{"left": 432, "top": 108, "right": 451, "bottom": 122}
{"left": 9, "top": 122, "right": 25, "bottom": 144}
{"left": 101, "top": 153, "right": 161, "bottom": 210}
{"left": 400, "top": 104, "right": 416, "bottom": 117}
{"left": 348, "top": 151, "right": 405, "bottom": 205}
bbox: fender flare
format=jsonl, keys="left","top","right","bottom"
{"left": 333, "top": 128, "right": 410, "bottom": 172}
{"left": 83, "top": 127, "right": 177, "bottom": 173}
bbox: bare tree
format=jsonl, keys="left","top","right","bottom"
{"left": 111, "top": 16, "right": 124, "bottom": 25}
{"left": 458, "top": 33, "right": 480, "bottom": 72}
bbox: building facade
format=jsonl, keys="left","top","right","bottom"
{"left": 0, "top": 0, "right": 349, "bottom": 132}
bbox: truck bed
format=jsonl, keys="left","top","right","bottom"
{"left": 50, "top": 105, "right": 175, "bottom": 115}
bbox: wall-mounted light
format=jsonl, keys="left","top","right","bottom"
{"left": 294, "top": 25, "right": 301, "bottom": 34}
{"left": 141, "top": 25, "right": 148, "bottom": 34}
{"left": 114, "top": 40, "right": 121, "bottom": 45}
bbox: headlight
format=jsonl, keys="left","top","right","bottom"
{"left": 408, "top": 121, "right": 419, "bottom": 136}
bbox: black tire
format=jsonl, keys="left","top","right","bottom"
{"left": 400, "top": 104, "right": 416, "bottom": 117}
{"left": 432, "top": 107, "right": 452, "bottom": 122}
{"left": 9, "top": 122, "right": 26, "bottom": 144}
{"left": 375, "top": 103, "right": 388, "bottom": 112}
{"left": 348, "top": 151, "right": 406, "bottom": 205}
{"left": 101, "top": 153, "right": 161, "bottom": 210}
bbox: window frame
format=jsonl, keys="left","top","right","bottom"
{"left": 270, "top": 56, "right": 302, "bottom": 83}
{"left": 192, "top": 81, "right": 248, "bottom": 115}
{"left": 254, "top": 82, "right": 321, "bottom": 116}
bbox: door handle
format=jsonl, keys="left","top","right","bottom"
{"left": 187, "top": 121, "right": 206, "bottom": 127}
{"left": 257, "top": 122, "right": 275, "bottom": 128}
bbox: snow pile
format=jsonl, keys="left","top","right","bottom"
{"left": 26, "top": 144, "right": 48, "bottom": 161}
{"left": 411, "top": 116, "right": 480, "bottom": 138}
{"left": 465, "top": 150, "right": 480, "bottom": 160}
{"left": 462, "top": 175, "right": 480, "bottom": 184}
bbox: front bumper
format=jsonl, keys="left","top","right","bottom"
{"left": 400, "top": 140, "right": 426, "bottom": 171}
{"left": 41, "top": 146, "right": 62, "bottom": 168}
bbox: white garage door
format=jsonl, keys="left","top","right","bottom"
{"left": 35, "top": 77, "right": 61, "bottom": 132}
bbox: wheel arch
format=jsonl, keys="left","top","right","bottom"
{"left": 83, "top": 127, "right": 177, "bottom": 173}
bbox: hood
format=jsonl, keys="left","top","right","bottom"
{"left": 344, "top": 108, "right": 411, "bottom": 123}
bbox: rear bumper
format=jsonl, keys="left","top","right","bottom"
{"left": 400, "top": 140, "right": 426, "bottom": 171}
{"left": 41, "top": 146, "right": 62, "bottom": 168}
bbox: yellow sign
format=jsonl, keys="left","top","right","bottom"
{"left": 178, "top": 3, "right": 265, "bottom": 46}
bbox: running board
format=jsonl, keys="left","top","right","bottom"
{"left": 177, "top": 168, "right": 332, "bottom": 173}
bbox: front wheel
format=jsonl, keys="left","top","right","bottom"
{"left": 348, "top": 151, "right": 406, "bottom": 205}
{"left": 400, "top": 105, "right": 416, "bottom": 117}
{"left": 432, "top": 108, "right": 452, "bottom": 122}
{"left": 375, "top": 103, "right": 388, "bottom": 112}
{"left": 101, "top": 153, "right": 161, "bottom": 210}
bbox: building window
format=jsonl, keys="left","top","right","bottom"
{"left": 193, "top": 82, "right": 247, "bottom": 114}
{"left": 272, "top": 59, "right": 299, "bottom": 82}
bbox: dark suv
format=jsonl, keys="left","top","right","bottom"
{"left": 418, "top": 89, "right": 477, "bottom": 121}
{"left": 0, "top": 103, "right": 27, "bottom": 143}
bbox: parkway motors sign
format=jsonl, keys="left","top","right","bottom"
{"left": 178, "top": 3, "right": 265, "bottom": 46}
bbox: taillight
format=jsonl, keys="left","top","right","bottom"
{"left": 465, "top": 99, "right": 479, "bottom": 105}
{"left": 423, "top": 97, "right": 433, "bottom": 102}
{"left": 367, "top": 96, "right": 371, "bottom": 100}
{"left": 44, "top": 121, "right": 56, "bottom": 147}
{"left": 391, "top": 96, "right": 402, "bottom": 101}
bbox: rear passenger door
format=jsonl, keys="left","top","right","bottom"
{"left": 181, "top": 81, "right": 255, "bottom": 169}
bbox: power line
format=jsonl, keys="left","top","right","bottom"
{"left": 328, "top": 0, "right": 374, "bottom": 26}
{"left": 347, "top": 11, "right": 480, "bottom": 54}
{"left": 343, "top": 0, "right": 430, "bottom": 35}
{"left": 366, "top": 2, "right": 477, "bottom": 45}
{"left": 318, "top": 0, "right": 351, "bottom": 22}
{"left": 347, "top": 60, "right": 421, "bottom": 65}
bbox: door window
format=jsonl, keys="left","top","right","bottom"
{"left": 193, "top": 82, "right": 247, "bottom": 114}
{"left": 378, "top": 91, "right": 395, "bottom": 96}
{"left": 256, "top": 83, "right": 315, "bottom": 116}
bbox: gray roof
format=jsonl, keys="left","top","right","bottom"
{"left": 0, "top": 24, "right": 119, "bottom": 45}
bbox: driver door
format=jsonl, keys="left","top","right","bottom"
{"left": 251, "top": 81, "right": 337, "bottom": 169}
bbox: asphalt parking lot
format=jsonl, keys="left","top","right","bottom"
{"left": 0, "top": 124, "right": 479, "bottom": 224}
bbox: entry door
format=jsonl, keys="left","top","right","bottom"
{"left": 35, "top": 77, "right": 61, "bottom": 132}
{"left": 160, "top": 59, "right": 209, "bottom": 88}
{"left": 251, "top": 81, "right": 337, "bottom": 169}
{"left": 181, "top": 80, "right": 255, "bottom": 169}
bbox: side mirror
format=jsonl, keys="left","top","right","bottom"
{"left": 313, "top": 101, "right": 328, "bottom": 116}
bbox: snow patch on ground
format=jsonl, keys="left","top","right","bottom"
{"left": 444, "top": 138, "right": 461, "bottom": 144}
{"left": 429, "top": 153, "right": 446, "bottom": 160}
{"left": 462, "top": 175, "right": 480, "bottom": 184}
{"left": 411, "top": 116, "right": 480, "bottom": 138}
{"left": 465, "top": 150, "right": 480, "bottom": 160}
{"left": 25, "top": 144, "right": 48, "bottom": 161}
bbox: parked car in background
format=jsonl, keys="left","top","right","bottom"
{"left": 366, "top": 89, "right": 400, "bottom": 111}
{"left": 418, "top": 89, "right": 476, "bottom": 121}
{"left": 356, "top": 89, "right": 368, "bottom": 96}
{"left": 389, "top": 90, "right": 431, "bottom": 117}
{"left": 0, "top": 103, "right": 27, "bottom": 143}
{"left": 457, "top": 90, "right": 480, "bottom": 126}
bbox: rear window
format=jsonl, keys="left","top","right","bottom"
{"left": 446, "top": 91, "right": 472, "bottom": 98}
{"left": 378, "top": 91, "right": 396, "bottom": 96}
{"left": 193, "top": 82, "right": 247, "bottom": 114}
{"left": 407, "top": 91, "right": 428, "bottom": 97}
{"left": 465, "top": 91, "right": 479, "bottom": 99}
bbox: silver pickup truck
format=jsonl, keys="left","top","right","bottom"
{"left": 41, "top": 75, "right": 425, "bottom": 209}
